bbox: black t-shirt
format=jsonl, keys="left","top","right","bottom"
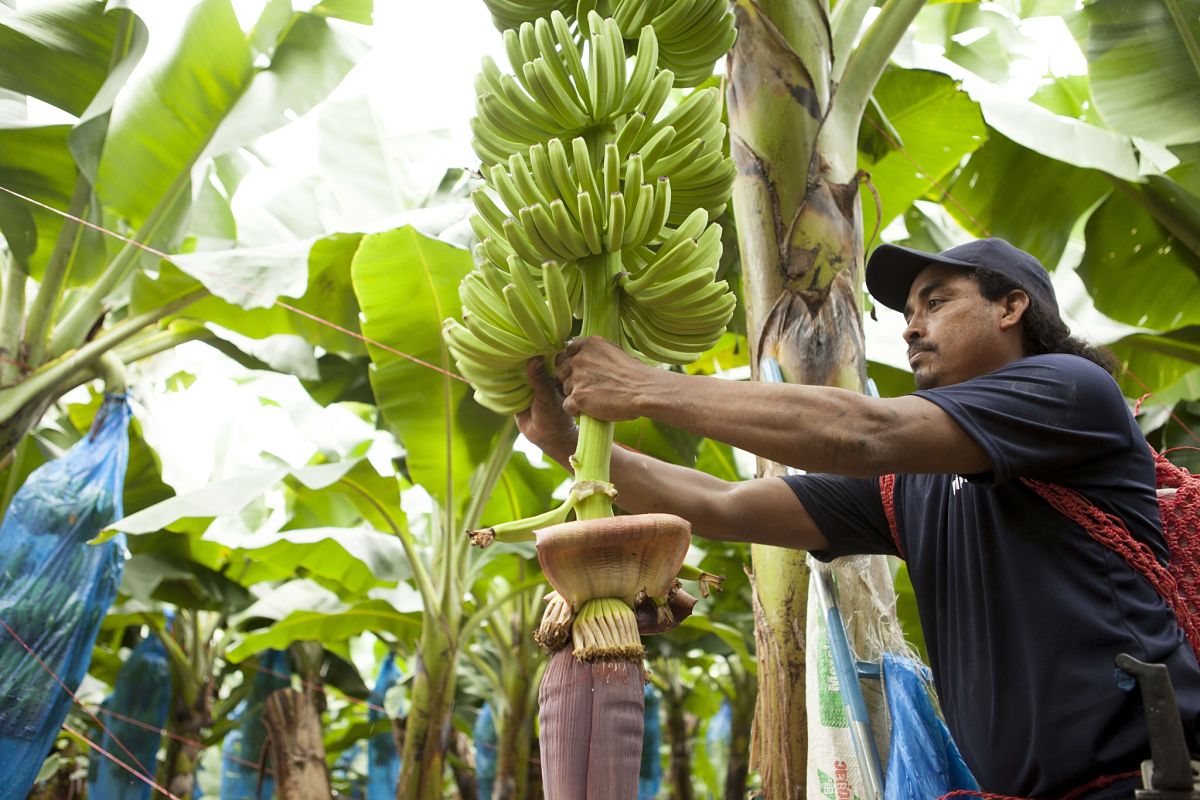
{"left": 784, "top": 353, "right": 1200, "bottom": 797}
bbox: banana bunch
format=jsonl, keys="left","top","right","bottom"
{"left": 454, "top": 5, "right": 738, "bottom": 411}
{"left": 480, "top": 0, "right": 736, "bottom": 88}
{"left": 444, "top": 256, "right": 578, "bottom": 414}
{"left": 619, "top": 207, "right": 735, "bottom": 364}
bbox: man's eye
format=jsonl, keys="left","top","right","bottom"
{"left": 928, "top": 299, "right": 942, "bottom": 310}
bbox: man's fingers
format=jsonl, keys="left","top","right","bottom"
{"left": 526, "top": 356, "right": 548, "bottom": 384}
{"left": 562, "top": 396, "right": 578, "bottom": 416}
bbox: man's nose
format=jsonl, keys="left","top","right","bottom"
{"left": 903, "top": 317, "right": 923, "bottom": 343}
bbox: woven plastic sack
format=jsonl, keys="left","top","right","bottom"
{"left": 0, "top": 395, "right": 132, "bottom": 800}
{"left": 87, "top": 631, "right": 172, "bottom": 798}
{"left": 220, "top": 649, "right": 292, "bottom": 799}
{"left": 639, "top": 682, "right": 663, "bottom": 799}
{"left": 474, "top": 702, "right": 498, "bottom": 799}
{"left": 882, "top": 653, "right": 977, "bottom": 800}
{"left": 368, "top": 652, "right": 402, "bottom": 799}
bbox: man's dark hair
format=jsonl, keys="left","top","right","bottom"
{"left": 970, "top": 267, "right": 1120, "bottom": 375}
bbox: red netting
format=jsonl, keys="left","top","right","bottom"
{"left": 1153, "top": 449, "right": 1200, "bottom": 629}
{"left": 880, "top": 473, "right": 904, "bottom": 558}
{"left": 1021, "top": 446, "right": 1200, "bottom": 659}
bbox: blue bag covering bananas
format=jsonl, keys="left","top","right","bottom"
{"left": 474, "top": 702, "right": 499, "bottom": 798}
{"left": 368, "top": 653, "right": 402, "bottom": 800}
{"left": 0, "top": 395, "right": 132, "bottom": 800}
{"left": 87, "top": 631, "right": 173, "bottom": 799}
{"left": 219, "top": 650, "right": 292, "bottom": 800}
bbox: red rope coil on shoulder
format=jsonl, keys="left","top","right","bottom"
{"left": 1019, "top": 475, "right": 1200, "bottom": 656}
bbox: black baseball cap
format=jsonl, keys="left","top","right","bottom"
{"left": 865, "top": 238, "right": 1059, "bottom": 317}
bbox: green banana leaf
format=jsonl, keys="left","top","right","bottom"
{"left": 911, "top": 3, "right": 1022, "bottom": 84}
{"left": 121, "top": 549, "right": 254, "bottom": 612}
{"left": 942, "top": 129, "right": 1111, "bottom": 269}
{"left": 311, "top": 0, "right": 373, "bottom": 24}
{"left": 95, "top": 0, "right": 361, "bottom": 236}
{"left": 227, "top": 599, "right": 422, "bottom": 663}
{"left": 1068, "top": 0, "right": 1200, "bottom": 147}
{"left": 0, "top": 0, "right": 119, "bottom": 116}
{"left": 1077, "top": 188, "right": 1200, "bottom": 331}
{"left": 351, "top": 225, "right": 507, "bottom": 510}
{"left": 1109, "top": 328, "right": 1200, "bottom": 397}
{"left": 0, "top": 122, "right": 75, "bottom": 269}
{"left": 105, "top": 460, "right": 361, "bottom": 537}
{"left": 130, "top": 232, "right": 367, "bottom": 355}
{"left": 858, "top": 67, "right": 987, "bottom": 236}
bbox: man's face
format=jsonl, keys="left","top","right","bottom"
{"left": 902, "top": 264, "right": 1011, "bottom": 390}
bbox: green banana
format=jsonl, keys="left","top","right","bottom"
{"left": 605, "top": 191, "right": 627, "bottom": 251}
{"left": 503, "top": 283, "right": 557, "bottom": 351}
{"left": 577, "top": 190, "right": 603, "bottom": 252}
{"left": 542, "top": 258, "right": 575, "bottom": 341}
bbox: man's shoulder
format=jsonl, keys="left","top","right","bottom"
{"left": 994, "top": 352, "right": 1113, "bottom": 380}
{"left": 968, "top": 353, "right": 1122, "bottom": 401}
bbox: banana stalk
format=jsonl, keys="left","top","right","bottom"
{"left": 449, "top": 3, "right": 739, "bottom": 796}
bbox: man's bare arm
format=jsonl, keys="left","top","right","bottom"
{"left": 556, "top": 337, "right": 991, "bottom": 479}
{"left": 519, "top": 358, "right": 828, "bottom": 550}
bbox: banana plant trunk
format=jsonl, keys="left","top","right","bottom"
{"left": 161, "top": 690, "right": 211, "bottom": 799}
{"left": 262, "top": 688, "right": 332, "bottom": 798}
{"left": 397, "top": 619, "right": 460, "bottom": 799}
{"left": 727, "top": 0, "right": 924, "bottom": 794}
{"left": 493, "top": 610, "right": 538, "bottom": 799}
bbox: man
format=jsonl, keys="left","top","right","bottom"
{"left": 517, "top": 238, "right": 1200, "bottom": 797}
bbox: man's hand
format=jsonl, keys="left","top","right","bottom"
{"left": 554, "top": 336, "right": 665, "bottom": 421}
{"left": 516, "top": 357, "right": 578, "bottom": 466}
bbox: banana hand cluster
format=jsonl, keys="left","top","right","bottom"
{"left": 619, "top": 207, "right": 735, "bottom": 364}
{"left": 471, "top": 136, "right": 682, "bottom": 265}
{"left": 481, "top": 0, "right": 574, "bottom": 31}
{"left": 472, "top": 11, "right": 659, "bottom": 167}
{"left": 444, "top": 256, "right": 578, "bottom": 414}
{"left": 481, "top": 0, "right": 737, "bottom": 89}
{"left": 612, "top": 0, "right": 737, "bottom": 86}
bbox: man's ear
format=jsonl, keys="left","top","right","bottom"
{"left": 998, "top": 289, "right": 1030, "bottom": 331}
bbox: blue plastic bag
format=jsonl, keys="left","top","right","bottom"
{"left": 220, "top": 649, "right": 292, "bottom": 799}
{"left": 639, "top": 683, "right": 663, "bottom": 800}
{"left": 368, "top": 652, "right": 402, "bottom": 799}
{"left": 87, "top": 630, "right": 173, "bottom": 799}
{"left": 474, "top": 702, "right": 498, "bottom": 798}
{"left": 333, "top": 742, "right": 366, "bottom": 799}
{"left": 882, "top": 653, "right": 978, "bottom": 800}
{"left": 0, "top": 395, "right": 132, "bottom": 799}
{"left": 706, "top": 699, "right": 733, "bottom": 788}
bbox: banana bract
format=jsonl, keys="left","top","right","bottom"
{"left": 480, "top": 0, "right": 736, "bottom": 88}
{"left": 445, "top": 11, "right": 738, "bottom": 414}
